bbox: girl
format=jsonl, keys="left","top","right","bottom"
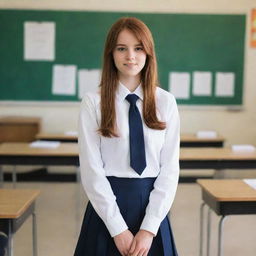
{"left": 74, "top": 17, "right": 180, "bottom": 256}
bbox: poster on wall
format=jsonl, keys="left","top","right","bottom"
{"left": 251, "top": 9, "right": 256, "bottom": 48}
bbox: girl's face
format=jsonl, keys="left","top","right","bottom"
{"left": 113, "top": 29, "right": 147, "bottom": 81}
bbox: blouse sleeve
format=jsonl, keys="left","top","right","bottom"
{"left": 140, "top": 94, "right": 180, "bottom": 236}
{"left": 78, "top": 94, "right": 128, "bottom": 237}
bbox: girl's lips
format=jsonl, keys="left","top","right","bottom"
{"left": 124, "top": 63, "right": 137, "bottom": 68}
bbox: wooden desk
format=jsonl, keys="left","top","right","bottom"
{"left": 36, "top": 132, "right": 225, "bottom": 147}
{"left": 0, "top": 189, "right": 40, "bottom": 256}
{"left": 0, "top": 143, "right": 79, "bottom": 185}
{"left": 36, "top": 132, "right": 77, "bottom": 143}
{"left": 180, "top": 147, "right": 256, "bottom": 169}
{"left": 1, "top": 145, "right": 255, "bottom": 184}
{"left": 0, "top": 116, "right": 41, "bottom": 143}
{"left": 197, "top": 179, "right": 256, "bottom": 256}
{"left": 180, "top": 133, "right": 225, "bottom": 147}
{"left": 0, "top": 142, "right": 78, "bottom": 165}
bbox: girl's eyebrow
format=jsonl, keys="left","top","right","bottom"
{"left": 116, "top": 43, "right": 143, "bottom": 46}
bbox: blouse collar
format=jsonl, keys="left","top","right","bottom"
{"left": 116, "top": 81, "right": 143, "bottom": 101}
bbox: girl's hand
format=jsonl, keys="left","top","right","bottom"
{"left": 128, "top": 230, "right": 154, "bottom": 256}
{"left": 114, "top": 229, "right": 134, "bottom": 256}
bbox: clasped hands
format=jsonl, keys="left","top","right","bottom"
{"left": 114, "top": 229, "right": 154, "bottom": 256}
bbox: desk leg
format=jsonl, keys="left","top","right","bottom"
{"left": 12, "top": 166, "right": 17, "bottom": 188}
{"left": 217, "top": 216, "right": 226, "bottom": 256}
{"left": 206, "top": 207, "right": 211, "bottom": 256}
{"left": 0, "top": 166, "right": 3, "bottom": 188}
{"left": 76, "top": 166, "right": 80, "bottom": 183}
{"left": 32, "top": 211, "right": 38, "bottom": 256}
{"left": 199, "top": 202, "right": 206, "bottom": 256}
{"left": 213, "top": 169, "right": 225, "bottom": 179}
{"left": 7, "top": 220, "right": 13, "bottom": 256}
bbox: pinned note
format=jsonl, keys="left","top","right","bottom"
{"left": 169, "top": 72, "right": 190, "bottom": 99}
{"left": 78, "top": 69, "right": 101, "bottom": 99}
{"left": 52, "top": 65, "right": 77, "bottom": 95}
{"left": 192, "top": 71, "right": 212, "bottom": 96}
{"left": 215, "top": 72, "right": 235, "bottom": 97}
{"left": 24, "top": 21, "right": 55, "bottom": 61}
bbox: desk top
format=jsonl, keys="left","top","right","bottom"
{"left": 1, "top": 144, "right": 256, "bottom": 160}
{"left": 36, "top": 132, "right": 76, "bottom": 140}
{"left": 197, "top": 179, "right": 256, "bottom": 202}
{"left": 0, "top": 142, "right": 78, "bottom": 156}
{"left": 180, "top": 147, "right": 256, "bottom": 160}
{"left": 181, "top": 133, "right": 224, "bottom": 142}
{"left": 36, "top": 132, "right": 225, "bottom": 142}
{"left": 0, "top": 189, "right": 40, "bottom": 218}
{"left": 0, "top": 116, "right": 41, "bottom": 124}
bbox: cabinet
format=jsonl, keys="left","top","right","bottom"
{"left": 0, "top": 116, "right": 41, "bottom": 142}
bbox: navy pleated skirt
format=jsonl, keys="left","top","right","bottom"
{"left": 74, "top": 176, "right": 178, "bottom": 256}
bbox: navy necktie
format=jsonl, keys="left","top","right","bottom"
{"left": 126, "top": 94, "right": 146, "bottom": 175}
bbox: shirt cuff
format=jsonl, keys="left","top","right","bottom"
{"left": 106, "top": 215, "right": 128, "bottom": 237}
{"left": 140, "top": 214, "right": 163, "bottom": 236}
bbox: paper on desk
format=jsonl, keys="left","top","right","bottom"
{"left": 30, "top": 140, "right": 60, "bottom": 149}
{"left": 231, "top": 144, "right": 256, "bottom": 153}
{"left": 52, "top": 65, "right": 77, "bottom": 95}
{"left": 243, "top": 179, "right": 256, "bottom": 190}
{"left": 24, "top": 21, "right": 55, "bottom": 61}
{"left": 64, "top": 131, "right": 78, "bottom": 136}
{"left": 196, "top": 130, "right": 217, "bottom": 138}
{"left": 168, "top": 72, "right": 190, "bottom": 99}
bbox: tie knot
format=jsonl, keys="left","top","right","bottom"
{"left": 126, "top": 94, "right": 139, "bottom": 106}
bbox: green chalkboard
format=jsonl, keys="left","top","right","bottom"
{"left": 0, "top": 9, "right": 245, "bottom": 105}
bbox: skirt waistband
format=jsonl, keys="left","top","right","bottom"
{"left": 106, "top": 176, "right": 156, "bottom": 190}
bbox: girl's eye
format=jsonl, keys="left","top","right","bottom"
{"left": 117, "top": 47, "right": 126, "bottom": 52}
{"left": 135, "top": 47, "right": 143, "bottom": 51}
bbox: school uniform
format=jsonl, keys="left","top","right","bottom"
{"left": 74, "top": 82, "right": 180, "bottom": 256}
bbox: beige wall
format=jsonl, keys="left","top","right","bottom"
{"left": 0, "top": 0, "right": 255, "bottom": 145}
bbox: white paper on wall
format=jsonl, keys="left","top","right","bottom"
{"left": 215, "top": 72, "right": 235, "bottom": 97}
{"left": 168, "top": 72, "right": 190, "bottom": 99}
{"left": 192, "top": 71, "right": 212, "bottom": 96}
{"left": 78, "top": 69, "right": 101, "bottom": 99}
{"left": 52, "top": 65, "right": 77, "bottom": 95}
{"left": 24, "top": 21, "right": 55, "bottom": 61}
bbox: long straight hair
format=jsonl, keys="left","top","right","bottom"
{"left": 99, "top": 17, "right": 166, "bottom": 137}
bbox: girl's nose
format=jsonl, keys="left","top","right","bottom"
{"left": 126, "top": 49, "right": 135, "bottom": 60}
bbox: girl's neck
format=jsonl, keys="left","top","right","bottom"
{"left": 119, "top": 76, "right": 141, "bottom": 92}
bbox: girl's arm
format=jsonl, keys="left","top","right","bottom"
{"left": 140, "top": 94, "right": 180, "bottom": 236}
{"left": 79, "top": 94, "right": 128, "bottom": 237}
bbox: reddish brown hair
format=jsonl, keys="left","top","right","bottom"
{"left": 99, "top": 17, "right": 166, "bottom": 137}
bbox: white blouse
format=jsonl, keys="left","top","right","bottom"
{"left": 78, "top": 82, "right": 180, "bottom": 237}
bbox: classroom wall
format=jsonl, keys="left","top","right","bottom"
{"left": 0, "top": 0, "right": 255, "bottom": 146}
